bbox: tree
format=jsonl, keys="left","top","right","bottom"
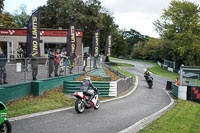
{"left": 0, "top": 0, "right": 4, "bottom": 13}
{"left": 38, "top": 0, "right": 120, "bottom": 56}
{"left": 154, "top": 1, "right": 200, "bottom": 66}
{"left": 123, "top": 29, "right": 149, "bottom": 55}
{"left": 0, "top": 12, "right": 18, "bottom": 28}
{"left": 13, "top": 4, "right": 30, "bottom": 28}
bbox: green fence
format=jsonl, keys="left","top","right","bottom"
{"left": 0, "top": 74, "right": 82, "bottom": 103}
{"left": 63, "top": 81, "right": 117, "bottom": 96}
{"left": 172, "top": 83, "right": 178, "bottom": 98}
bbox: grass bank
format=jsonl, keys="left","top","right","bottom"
{"left": 110, "top": 57, "right": 179, "bottom": 80}
{"left": 7, "top": 87, "right": 75, "bottom": 118}
{"left": 148, "top": 63, "right": 179, "bottom": 80}
{"left": 139, "top": 100, "right": 200, "bottom": 133}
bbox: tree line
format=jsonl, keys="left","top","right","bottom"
{"left": 132, "top": 1, "right": 200, "bottom": 67}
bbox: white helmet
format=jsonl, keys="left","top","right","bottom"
{"left": 85, "top": 76, "right": 91, "bottom": 81}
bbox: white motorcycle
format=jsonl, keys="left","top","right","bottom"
{"left": 73, "top": 89, "right": 100, "bottom": 113}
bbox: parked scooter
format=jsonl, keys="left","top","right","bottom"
{"left": 73, "top": 88, "right": 100, "bottom": 113}
{"left": 0, "top": 101, "right": 12, "bottom": 133}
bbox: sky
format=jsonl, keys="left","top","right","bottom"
{"left": 3, "top": 0, "right": 200, "bottom": 38}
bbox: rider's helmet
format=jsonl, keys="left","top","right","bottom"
{"left": 85, "top": 76, "right": 91, "bottom": 81}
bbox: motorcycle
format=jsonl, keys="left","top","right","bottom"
{"left": 144, "top": 74, "right": 153, "bottom": 89}
{"left": 0, "top": 101, "right": 12, "bottom": 133}
{"left": 73, "top": 89, "right": 100, "bottom": 113}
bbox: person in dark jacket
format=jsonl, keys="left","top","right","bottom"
{"left": 82, "top": 52, "right": 89, "bottom": 71}
{"left": 31, "top": 56, "right": 38, "bottom": 80}
{"left": 54, "top": 49, "right": 60, "bottom": 77}
{"left": 48, "top": 49, "right": 55, "bottom": 77}
{"left": 80, "top": 77, "right": 98, "bottom": 104}
{"left": 0, "top": 49, "right": 7, "bottom": 84}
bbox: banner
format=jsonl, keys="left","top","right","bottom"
{"left": 67, "top": 21, "right": 77, "bottom": 57}
{"left": 105, "top": 33, "right": 112, "bottom": 56}
{"left": 91, "top": 29, "right": 100, "bottom": 57}
{"left": 26, "top": 10, "right": 40, "bottom": 57}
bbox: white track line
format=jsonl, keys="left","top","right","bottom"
{"left": 9, "top": 76, "right": 139, "bottom": 122}
{"left": 119, "top": 88, "right": 175, "bottom": 133}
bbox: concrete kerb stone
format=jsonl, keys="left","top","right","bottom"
{"left": 9, "top": 76, "right": 139, "bottom": 122}
{"left": 119, "top": 88, "right": 175, "bottom": 133}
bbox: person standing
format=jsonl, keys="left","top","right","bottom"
{"left": 48, "top": 49, "right": 55, "bottom": 78}
{"left": 54, "top": 49, "right": 60, "bottom": 77}
{"left": 17, "top": 45, "right": 25, "bottom": 70}
{"left": 59, "top": 50, "right": 67, "bottom": 76}
{"left": 93, "top": 56, "right": 98, "bottom": 69}
{"left": 0, "top": 49, "right": 8, "bottom": 84}
{"left": 82, "top": 52, "right": 89, "bottom": 71}
{"left": 31, "top": 56, "right": 38, "bottom": 80}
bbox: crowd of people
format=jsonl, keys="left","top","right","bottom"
{"left": 48, "top": 48, "right": 74, "bottom": 77}
{"left": 0, "top": 45, "right": 98, "bottom": 84}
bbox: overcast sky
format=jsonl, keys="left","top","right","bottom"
{"left": 4, "top": 0, "right": 200, "bottom": 38}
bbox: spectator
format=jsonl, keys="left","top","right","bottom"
{"left": 175, "top": 77, "right": 180, "bottom": 86}
{"left": 17, "top": 45, "right": 25, "bottom": 70}
{"left": 68, "top": 57, "right": 74, "bottom": 74}
{"left": 0, "top": 49, "right": 8, "bottom": 84}
{"left": 59, "top": 50, "right": 67, "bottom": 76}
{"left": 54, "top": 49, "right": 60, "bottom": 77}
{"left": 82, "top": 52, "right": 89, "bottom": 71}
{"left": 17, "top": 45, "right": 24, "bottom": 58}
{"left": 93, "top": 56, "right": 98, "bottom": 69}
{"left": 48, "top": 49, "right": 55, "bottom": 78}
{"left": 31, "top": 56, "right": 38, "bottom": 80}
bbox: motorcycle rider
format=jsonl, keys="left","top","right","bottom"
{"left": 80, "top": 76, "right": 98, "bottom": 105}
{"left": 144, "top": 69, "right": 153, "bottom": 82}
{"left": 144, "top": 70, "right": 150, "bottom": 77}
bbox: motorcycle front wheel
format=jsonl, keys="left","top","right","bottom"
{"left": 0, "top": 120, "right": 12, "bottom": 133}
{"left": 94, "top": 99, "right": 100, "bottom": 110}
{"left": 75, "top": 99, "right": 85, "bottom": 113}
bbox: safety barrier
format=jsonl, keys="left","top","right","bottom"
{"left": 63, "top": 81, "right": 117, "bottom": 96}
{"left": 172, "top": 83, "right": 200, "bottom": 103}
{"left": 103, "top": 63, "right": 126, "bottom": 78}
{"left": 0, "top": 74, "right": 82, "bottom": 103}
{"left": 172, "top": 83, "right": 178, "bottom": 98}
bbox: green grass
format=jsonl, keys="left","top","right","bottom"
{"left": 110, "top": 61, "right": 134, "bottom": 67}
{"left": 110, "top": 57, "right": 179, "bottom": 79}
{"left": 110, "top": 57, "right": 153, "bottom": 64}
{"left": 112, "top": 66, "right": 136, "bottom": 85}
{"left": 139, "top": 100, "right": 200, "bottom": 133}
{"left": 7, "top": 87, "right": 75, "bottom": 118}
{"left": 148, "top": 63, "right": 179, "bottom": 80}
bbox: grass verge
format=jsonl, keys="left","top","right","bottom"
{"left": 139, "top": 100, "right": 200, "bottom": 133}
{"left": 7, "top": 87, "right": 75, "bottom": 118}
{"left": 110, "top": 61, "right": 134, "bottom": 67}
{"left": 148, "top": 63, "right": 179, "bottom": 80}
{"left": 112, "top": 66, "right": 136, "bottom": 85}
{"left": 110, "top": 57, "right": 179, "bottom": 80}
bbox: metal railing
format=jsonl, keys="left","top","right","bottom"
{"left": 0, "top": 55, "right": 104, "bottom": 85}
{"left": 103, "top": 63, "right": 126, "bottom": 79}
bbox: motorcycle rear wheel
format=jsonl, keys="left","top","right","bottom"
{"left": 0, "top": 120, "right": 12, "bottom": 133}
{"left": 75, "top": 99, "right": 85, "bottom": 113}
